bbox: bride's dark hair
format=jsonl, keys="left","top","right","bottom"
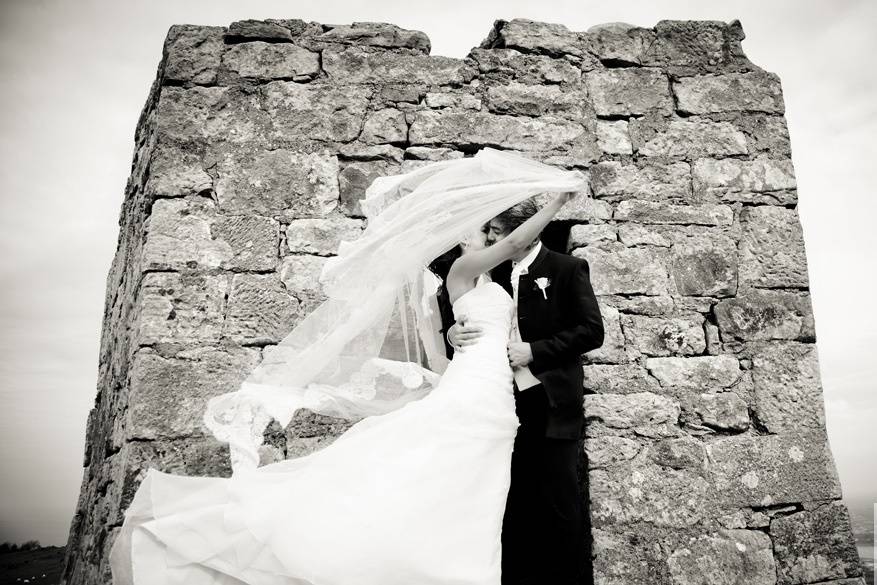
{"left": 428, "top": 244, "right": 463, "bottom": 282}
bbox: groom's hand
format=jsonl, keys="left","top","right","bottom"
{"left": 507, "top": 342, "right": 533, "bottom": 368}
{"left": 448, "top": 316, "right": 483, "bottom": 352}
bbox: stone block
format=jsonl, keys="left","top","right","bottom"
{"left": 466, "top": 48, "right": 582, "bottom": 85}
{"left": 714, "top": 290, "right": 815, "bottom": 342}
{"left": 127, "top": 346, "right": 261, "bottom": 440}
{"left": 261, "top": 81, "right": 372, "bottom": 143}
{"left": 615, "top": 200, "right": 734, "bottom": 226}
{"left": 670, "top": 232, "right": 738, "bottom": 296}
{"left": 574, "top": 242, "right": 670, "bottom": 295}
{"left": 708, "top": 431, "right": 842, "bottom": 508}
{"left": 133, "top": 272, "right": 229, "bottom": 345}
{"left": 630, "top": 117, "right": 748, "bottom": 158}
{"left": 692, "top": 156, "right": 796, "bottom": 204}
{"left": 645, "top": 355, "right": 742, "bottom": 395}
{"left": 621, "top": 313, "right": 707, "bottom": 357}
{"left": 667, "top": 529, "right": 776, "bottom": 585}
{"left": 163, "top": 25, "right": 225, "bottom": 84}
{"left": 585, "top": 68, "right": 673, "bottom": 116}
{"left": 484, "top": 82, "right": 588, "bottom": 119}
{"left": 360, "top": 108, "right": 408, "bottom": 144}
{"left": 223, "top": 273, "right": 301, "bottom": 344}
{"left": 316, "top": 22, "right": 431, "bottom": 53}
{"left": 596, "top": 120, "right": 633, "bottom": 155}
{"left": 771, "top": 502, "right": 864, "bottom": 585}
{"left": 742, "top": 341, "right": 826, "bottom": 433}
{"left": 212, "top": 148, "right": 340, "bottom": 220}
{"left": 684, "top": 391, "right": 750, "bottom": 432}
{"left": 338, "top": 159, "right": 402, "bottom": 217}
{"left": 322, "top": 45, "right": 476, "bottom": 85}
{"left": 739, "top": 205, "right": 809, "bottom": 289}
{"left": 157, "top": 86, "right": 268, "bottom": 145}
{"left": 675, "top": 71, "right": 784, "bottom": 114}
{"left": 583, "top": 305, "right": 628, "bottom": 364}
{"left": 220, "top": 41, "right": 320, "bottom": 81}
{"left": 584, "top": 392, "right": 681, "bottom": 438}
{"left": 482, "top": 18, "right": 590, "bottom": 59}
{"left": 584, "top": 23, "right": 655, "bottom": 66}
{"left": 285, "top": 217, "right": 365, "bottom": 255}
{"left": 591, "top": 160, "right": 692, "bottom": 202}
{"left": 583, "top": 364, "right": 664, "bottom": 395}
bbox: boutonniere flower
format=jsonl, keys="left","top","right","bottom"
{"left": 534, "top": 277, "right": 551, "bottom": 299}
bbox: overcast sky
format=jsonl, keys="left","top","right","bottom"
{"left": 1, "top": 0, "right": 874, "bottom": 547}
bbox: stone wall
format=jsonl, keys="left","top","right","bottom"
{"left": 61, "top": 17, "right": 865, "bottom": 585}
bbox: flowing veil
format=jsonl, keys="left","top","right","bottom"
{"left": 203, "top": 147, "right": 589, "bottom": 474}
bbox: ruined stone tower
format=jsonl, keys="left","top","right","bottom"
{"left": 61, "top": 17, "right": 865, "bottom": 585}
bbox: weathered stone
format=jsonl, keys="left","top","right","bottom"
{"left": 142, "top": 197, "right": 279, "bottom": 271}
{"left": 585, "top": 68, "right": 673, "bottom": 116}
{"left": 157, "top": 86, "right": 269, "bottom": 145}
{"left": 742, "top": 341, "right": 826, "bottom": 433}
{"left": 574, "top": 242, "right": 669, "bottom": 295}
{"left": 338, "top": 159, "right": 401, "bottom": 216}
{"left": 285, "top": 216, "right": 364, "bottom": 255}
{"left": 163, "top": 25, "right": 225, "bottom": 84}
{"left": 676, "top": 71, "right": 784, "bottom": 115}
{"left": 686, "top": 391, "right": 750, "bottom": 432}
{"left": 583, "top": 364, "right": 663, "bottom": 395}
{"left": 617, "top": 224, "right": 672, "bottom": 247}
{"left": 596, "top": 120, "right": 632, "bottom": 155}
{"left": 568, "top": 224, "right": 616, "bottom": 247}
{"left": 585, "top": 436, "right": 641, "bottom": 468}
{"left": 408, "top": 109, "right": 599, "bottom": 160}
{"left": 602, "top": 294, "right": 676, "bottom": 316}
{"left": 585, "top": 392, "right": 680, "bottom": 438}
{"left": 621, "top": 313, "right": 706, "bottom": 356}
{"left": 279, "top": 254, "right": 328, "bottom": 300}
{"left": 211, "top": 149, "right": 340, "bottom": 220}
{"left": 670, "top": 232, "right": 737, "bottom": 296}
{"left": 127, "top": 346, "right": 261, "bottom": 440}
{"left": 739, "top": 205, "right": 809, "bottom": 289}
{"left": 581, "top": 304, "right": 626, "bottom": 364}
{"left": 481, "top": 18, "right": 590, "bottom": 59}
{"left": 423, "top": 91, "right": 482, "bottom": 110}
{"left": 591, "top": 160, "right": 692, "bottom": 202}
{"left": 360, "top": 108, "right": 408, "bottom": 144}
{"left": 221, "top": 41, "right": 320, "bottom": 81}
{"left": 211, "top": 214, "right": 280, "bottom": 270}
{"left": 733, "top": 113, "right": 792, "bottom": 156}
{"left": 317, "top": 22, "right": 431, "bottom": 53}
{"left": 261, "top": 81, "right": 372, "bottom": 143}
{"left": 484, "top": 82, "right": 587, "bottom": 119}
{"left": 466, "top": 47, "right": 582, "bottom": 85}
{"left": 549, "top": 193, "right": 613, "bottom": 222}
{"left": 615, "top": 200, "right": 734, "bottom": 227}
{"left": 771, "top": 502, "right": 864, "bottom": 585}
{"left": 667, "top": 529, "right": 776, "bottom": 585}
{"left": 134, "top": 272, "right": 229, "bottom": 345}
{"left": 641, "top": 20, "right": 755, "bottom": 76}
{"left": 714, "top": 290, "right": 815, "bottom": 341}
{"left": 226, "top": 19, "right": 296, "bottom": 42}
{"left": 708, "top": 431, "right": 842, "bottom": 508}
{"left": 590, "top": 464, "right": 709, "bottom": 527}
{"left": 646, "top": 355, "right": 741, "bottom": 394}
{"left": 584, "top": 23, "right": 655, "bottom": 66}
{"left": 692, "top": 156, "right": 797, "bottom": 204}
{"left": 223, "top": 273, "right": 300, "bottom": 344}
{"left": 647, "top": 436, "right": 706, "bottom": 470}
{"left": 631, "top": 117, "right": 748, "bottom": 158}
{"left": 323, "top": 45, "right": 476, "bottom": 85}
{"left": 144, "top": 145, "right": 213, "bottom": 198}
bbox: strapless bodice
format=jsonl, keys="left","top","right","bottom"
{"left": 451, "top": 281, "right": 515, "bottom": 343}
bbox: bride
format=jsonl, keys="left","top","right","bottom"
{"left": 108, "top": 147, "right": 586, "bottom": 585}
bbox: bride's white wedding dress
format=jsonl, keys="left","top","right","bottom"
{"left": 110, "top": 278, "right": 520, "bottom": 585}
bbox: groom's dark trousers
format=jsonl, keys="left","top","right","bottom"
{"left": 492, "top": 245, "right": 604, "bottom": 585}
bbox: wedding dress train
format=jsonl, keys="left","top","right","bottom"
{"left": 109, "top": 279, "right": 520, "bottom": 585}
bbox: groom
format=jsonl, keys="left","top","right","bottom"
{"left": 446, "top": 200, "right": 604, "bottom": 585}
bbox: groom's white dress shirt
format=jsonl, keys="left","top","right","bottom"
{"left": 510, "top": 241, "right": 543, "bottom": 391}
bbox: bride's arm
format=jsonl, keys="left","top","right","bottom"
{"left": 446, "top": 192, "right": 574, "bottom": 301}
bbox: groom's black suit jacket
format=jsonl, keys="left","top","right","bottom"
{"left": 438, "top": 244, "right": 605, "bottom": 440}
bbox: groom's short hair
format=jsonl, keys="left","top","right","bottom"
{"left": 493, "top": 198, "right": 539, "bottom": 234}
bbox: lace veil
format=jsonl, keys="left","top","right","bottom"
{"left": 203, "top": 147, "right": 589, "bottom": 474}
